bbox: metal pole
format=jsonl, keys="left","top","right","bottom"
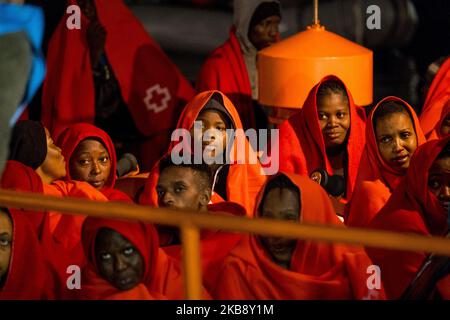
{"left": 181, "top": 223, "right": 202, "bottom": 300}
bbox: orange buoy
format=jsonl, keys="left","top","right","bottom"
{"left": 258, "top": 24, "right": 373, "bottom": 112}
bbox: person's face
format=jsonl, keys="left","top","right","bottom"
{"left": 0, "top": 211, "right": 12, "bottom": 287}
{"left": 39, "top": 128, "right": 67, "bottom": 182}
{"left": 249, "top": 15, "right": 281, "bottom": 50}
{"left": 191, "top": 110, "right": 228, "bottom": 160}
{"left": 439, "top": 113, "right": 450, "bottom": 137}
{"left": 317, "top": 93, "right": 351, "bottom": 148}
{"left": 375, "top": 112, "right": 418, "bottom": 173}
{"left": 156, "top": 167, "right": 210, "bottom": 211}
{"left": 259, "top": 188, "right": 299, "bottom": 269}
{"left": 427, "top": 156, "right": 450, "bottom": 213}
{"left": 77, "top": 0, "right": 97, "bottom": 20}
{"left": 95, "top": 228, "right": 144, "bottom": 291}
{"left": 69, "top": 139, "right": 111, "bottom": 190}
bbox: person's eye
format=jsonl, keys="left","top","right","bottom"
{"left": 78, "top": 159, "right": 90, "bottom": 166}
{"left": 380, "top": 136, "right": 391, "bottom": 144}
{"left": 428, "top": 179, "right": 441, "bottom": 190}
{"left": 400, "top": 131, "right": 411, "bottom": 139}
{"left": 0, "top": 238, "right": 11, "bottom": 247}
{"left": 100, "top": 252, "right": 111, "bottom": 260}
{"left": 175, "top": 187, "right": 185, "bottom": 193}
{"left": 99, "top": 156, "right": 109, "bottom": 163}
{"left": 217, "top": 126, "right": 226, "bottom": 131}
{"left": 318, "top": 113, "right": 327, "bottom": 120}
{"left": 156, "top": 189, "right": 165, "bottom": 197}
{"left": 123, "top": 247, "right": 135, "bottom": 256}
{"left": 337, "top": 112, "right": 346, "bottom": 119}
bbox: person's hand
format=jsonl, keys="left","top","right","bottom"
{"left": 86, "top": 20, "right": 106, "bottom": 66}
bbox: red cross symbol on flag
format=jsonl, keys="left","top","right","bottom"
{"left": 143, "top": 84, "right": 172, "bottom": 114}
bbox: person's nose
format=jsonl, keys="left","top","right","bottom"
{"left": 90, "top": 162, "right": 101, "bottom": 175}
{"left": 268, "top": 22, "right": 278, "bottom": 38}
{"left": 392, "top": 137, "right": 404, "bottom": 153}
{"left": 438, "top": 185, "right": 450, "bottom": 201}
{"left": 114, "top": 255, "right": 127, "bottom": 273}
{"left": 162, "top": 192, "right": 175, "bottom": 207}
{"left": 327, "top": 116, "right": 338, "bottom": 128}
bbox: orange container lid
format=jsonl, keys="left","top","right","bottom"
{"left": 258, "top": 24, "right": 373, "bottom": 108}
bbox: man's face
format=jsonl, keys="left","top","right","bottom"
{"left": 156, "top": 167, "right": 209, "bottom": 211}
{"left": 249, "top": 15, "right": 281, "bottom": 50}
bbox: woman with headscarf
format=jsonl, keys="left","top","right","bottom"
{"left": 56, "top": 123, "right": 131, "bottom": 202}
{"left": 419, "top": 57, "right": 450, "bottom": 140}
{"left": 196, "top": 0, "right": 281, "bottom": 131}
{"left": 140, "top": 90, "right": 267, "bottom": 216}
{"left": 346, "top": 97, "right": 426, "bottom": 228}
{"left": 211, "top": 173, "right": 385, "bottom": 300}
{"left": 278, "top": 75, "right": 366, "bottom": 216}
{"left": 79, "top": 217, "right": 209, "bottom": 300}
{"left": 8, "top": 120, "right": 108, "bottom": 266}
{"left": 42, "top": 0, "right": 195, "bottom": 171}
{"left": 367, "top": 136, "right": 450, "bottom": 299}
{"left": 0, "top": 208, "right": 57, "bottom": 299}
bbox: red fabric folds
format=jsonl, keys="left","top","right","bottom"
{"left": 42, "top": 0, "right": 195, "bottom": 168}
{"left": 420, "top": 57, "right": 450, "bottom": 139}
{"left": 211, "top": 173, "right": 385, "bottom": 300}
{"left": 0, "top": 209, "right": 55, "bottom": 299}
{"left": 367, "top": 136, "right": 450, "bottom": 299}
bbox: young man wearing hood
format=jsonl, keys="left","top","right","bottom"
{"left": 196, "top": 0, "right": 281, "bottom": 131}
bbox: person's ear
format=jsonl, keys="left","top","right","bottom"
{"left": 199, "top": 188, "right": 211, "bottom": 207}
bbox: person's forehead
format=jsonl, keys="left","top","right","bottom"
{"left": 263, "top": 188, "right": 299, "bottom": 209}
{"left": 159, "top": 166, "right": 196, "bottom": 184}
{"left": 198, "top": 110, "right": 227, "bottom": 123}
{"left": 96, "top": 229, "right": 130, "bottom": 250}
{"left": 0, "top": 211, "right": 12, "bottom": 232}
{"left": 376, "top": 112, "right": 413, "bottom": 131}
{"left": 430, "top": 157, "right": 450, "bottom": 173}
{"left": 75, "top": 139, "right": 108, "bottom": 154}
{"left": 317, "top": 93, "right": 349, "bottom": 110}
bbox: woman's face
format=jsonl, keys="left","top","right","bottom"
{"left": 375, "top": 112, "right": 418, "bottom": 173}
{"left": 259, "top": 188, "right": 299, "bottom": 269}
{"left": 317, "top": 93, "right": 351, "bottom": 149}
{"left": 37, "top": 128, "right": 66, "bottom": 183}
{"left": 428, "top": 155, "right": 450, "bottom": 213}
{"left": 191, "top": 110, "right": 229, "bottom": 161}
{"left": 69, "top": 139, "right": 111, "bottom": 190}
{"left": 0, "top": 210, "right": 12, "bottom": 287}
{"left": 95, "top": 228, "right": 145, "bottom": 291}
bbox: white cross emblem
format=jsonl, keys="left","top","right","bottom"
{"left": 143, "top": 84, "right": 171, "bottom": 114}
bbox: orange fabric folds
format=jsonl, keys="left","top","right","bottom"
{"left": 212, "top": 173, "right": 385, "bottom": 300}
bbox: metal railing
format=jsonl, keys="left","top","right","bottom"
{"left": 0, "top": 188, "right": 449, "bottom": 299}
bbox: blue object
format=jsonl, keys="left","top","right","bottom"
{"left": 0, "top": 3, "right": 46, "bottom": 126}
